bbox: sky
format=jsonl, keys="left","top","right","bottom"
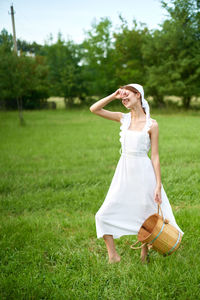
{"left": 0, "top": 0, "right": 169, "bottom": 45}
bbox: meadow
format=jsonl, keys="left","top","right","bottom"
{"left": 0, "top": 108, "right": 200, "bottom": 299}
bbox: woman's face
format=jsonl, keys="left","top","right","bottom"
{"left": 120, "top": 88, "right": 140, "bottom": 109}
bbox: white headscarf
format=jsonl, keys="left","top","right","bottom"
{"left": 126, "top": 83, "right": 150, "bottom": 127}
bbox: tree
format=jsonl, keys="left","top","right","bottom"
{"left": 17, "top": 39, "right": 43, "bottom": 55}
{"left": 160, "top": 0, "right": 200, "bottom": 108}
{"left": 142, "top": 28, "right": 168, "bottom": 106}
{"left": 81, "top": 17, "right": 116, "bottom": 96}
{"left": 143, "top": 0, "right": 200, "bottom": 108}
{"left": 113, "top": 16, "right": 149, "bottom": 88}
{"left": 0, "top": 29, "right": 13, "bottom": 52}
{"left": 0, "top": 29, "right": 49, "bottom": 117}
{"left": 43, "top": 33, "right": 84, "bottom": 108}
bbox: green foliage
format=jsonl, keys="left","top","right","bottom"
{"left": 143, "top": 0, "right": 200, "bottom": 107}
{"left": 81, "top": 17, "right": 116, "bottom": 96}
{"left": 161, "top": 0, "right": 200, "bottom": 107}
{"left": 113, "top": 17, "right": 149, "bottom": 87}
{"left": 0, "top": 30, "right": 50, "bottom": 110}
{"left": 17, "top": 39, "right": 43, "bottom": 55}
{"left": 43, "top": 33, "right": 86, "bottom": 107}
{"left": 0, "top": 29, "right": 13, "bottom": 52}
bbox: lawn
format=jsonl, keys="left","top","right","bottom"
{"left": 0, "top": 109, "right": 200, "bottom": 299}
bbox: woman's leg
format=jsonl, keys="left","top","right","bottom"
{"left": 141, "top": 243, "right": 149, "bottom": 263}
{"left": 103, "top": 234, "right": 121, "bottom": 263}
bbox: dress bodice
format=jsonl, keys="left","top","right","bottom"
{"left": 119, "top": 112, "right": 153, "bottom": 155}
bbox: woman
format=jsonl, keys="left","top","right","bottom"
{"left": 90, "top": 83, "right": 184, "bottom": 264}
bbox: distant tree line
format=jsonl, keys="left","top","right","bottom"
{"left": 0, "top": 0, "right": 199, "bottom": 110}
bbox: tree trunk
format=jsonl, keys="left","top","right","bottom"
{"left": 64, "top": 97, "right": 73, "bottom": 109}
{"left": 182, "top": 96, "right": 191, "bottom": 109}
{"left": 153, "top": 94, "right": 165, "bottom": 108}
{"left": 64, "top": 97, "right": 67, "bottom": 109}
{"left": 17, "top": 96, "right": 25, "bottom": 126}
{"left": 0, "top": 99, "right": 6, "bottom": 110}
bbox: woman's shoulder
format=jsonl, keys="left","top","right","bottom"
{"left": 120, "top": 112, "right": 131, "bottom": 124}
{"left": 150, "top": 118, "right": 158, "bottom": 125}
{"left": 149, "top": 118, "right": 159, "bottom": 132}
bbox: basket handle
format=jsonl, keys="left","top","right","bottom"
{"left": 157, "top": 203, "right": 164, "bottom": 220}
{"left": 130, "top": 240, "right": 147, "bottom": 250}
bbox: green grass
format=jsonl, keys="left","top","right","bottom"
{"left": 0, "top": 109, "right": 200, "bottom": 299}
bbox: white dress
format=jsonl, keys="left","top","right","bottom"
{"left": 95, "top": 112, "right": 184, "bottom": 239}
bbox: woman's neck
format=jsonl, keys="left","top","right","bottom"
{"left": 130, "top": 106, "right": 146, "bottom": 121}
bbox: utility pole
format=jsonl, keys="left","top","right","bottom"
{"left": 10, "top": 4, "right": 17, "bottom": 54}
{"left": 9, "top": 4, "right": 25, "bottom": 125}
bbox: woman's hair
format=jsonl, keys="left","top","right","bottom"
{"left": 120, "top": 85, "right": 145, "bottom": 114}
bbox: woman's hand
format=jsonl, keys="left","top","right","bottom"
{"left": 154, "top": 185, "right": 162, "bottom": 204}
{"left": 113, "top": 88, "right": 128, "bottom": 100}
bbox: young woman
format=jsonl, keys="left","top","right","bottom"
{"left": 90, "top": 83, "right": 184, "bottom": 264}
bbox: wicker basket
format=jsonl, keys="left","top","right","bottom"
{"left": 130, "top": 204, "right": 183, "bottom": 256}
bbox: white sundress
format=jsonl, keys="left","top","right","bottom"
{"left": 95, "top": 112, "right": 184, "bottom": 239}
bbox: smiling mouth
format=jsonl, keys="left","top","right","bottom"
{"left": 122, "top": 98, "right": 129, "bottom": 105}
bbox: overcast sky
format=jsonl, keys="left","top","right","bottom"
{"left": 0, "top": 0, "right": 169, "bottom": 44}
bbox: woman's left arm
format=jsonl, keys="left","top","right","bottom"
{"left": 150, "top": 121, "right": 162, "bottom": 204}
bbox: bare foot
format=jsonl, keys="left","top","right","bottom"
{"left": 109, "top": 254, "right": 121, "bottom": 264}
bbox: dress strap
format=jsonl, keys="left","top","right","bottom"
{"left": 119, "top": 112, "right": 130, "bottom": 155}
{"left": 144, "top": 117, "right": 153, "bottom": 133}
{"left": 120, "top": 112, "right": 131, "bottom": 130}
{"left": 119, "top": 113, "right": 126, "bottom": 125}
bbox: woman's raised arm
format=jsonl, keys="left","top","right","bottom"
{"left": 89, "top": 89, "right": 126, "bottom": 123}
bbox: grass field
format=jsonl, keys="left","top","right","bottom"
{"left": 0, "top": 109, "right": 200, "bottom": 299}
